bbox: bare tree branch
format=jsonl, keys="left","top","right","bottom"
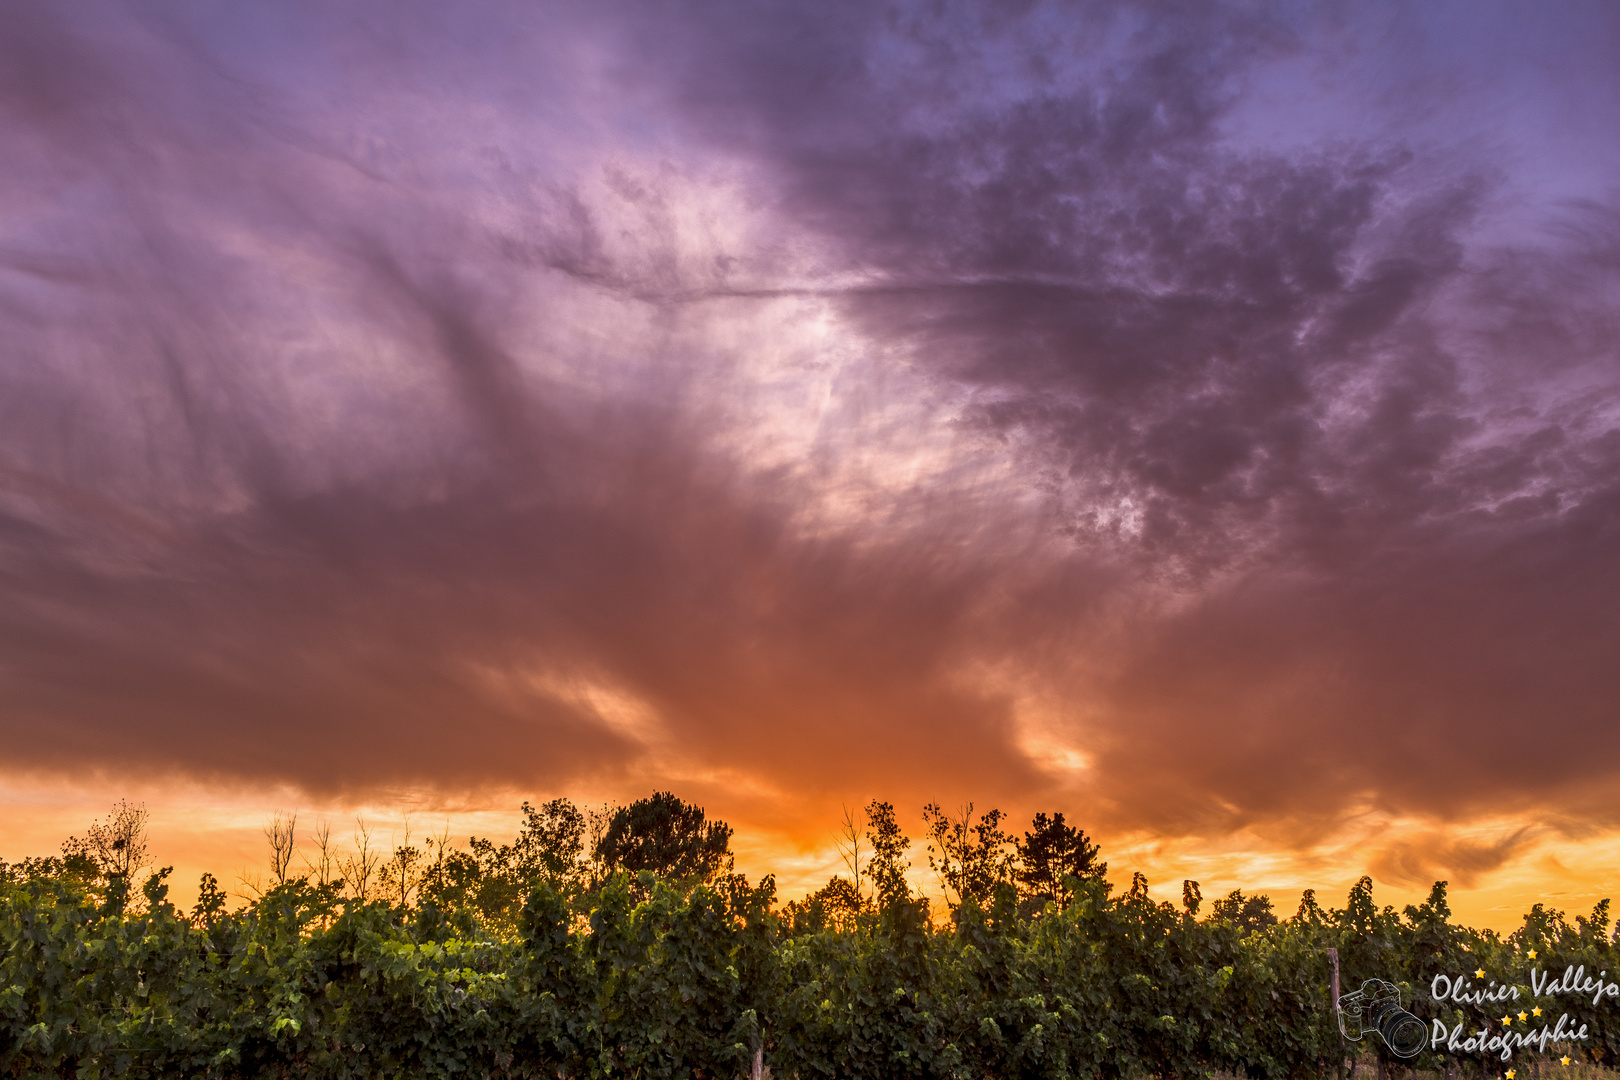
{"left": 265, "top": 811, "right": 297, "bottom": 886}
{"left": 340, "top": 816, "right": 380, "bottom": 902}
{"left": 62, "top": 800, "right": 151, "bottom": 881}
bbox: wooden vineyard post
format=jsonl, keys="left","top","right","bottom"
{"left": 1327, "top": 947, "right": 1341, "bottom": 1012}
{"left": 1329, "top": 948, "right": 1346, "bottom": 1080}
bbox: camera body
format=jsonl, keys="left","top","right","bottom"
{"left": 1338, "top": 978, "right": 1426, "bottom": 1058}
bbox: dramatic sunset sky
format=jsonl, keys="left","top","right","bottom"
{"left": 2, "top": 0, "right": 1618, "bottom": 928}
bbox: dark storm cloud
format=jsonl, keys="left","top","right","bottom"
{"left": 0, "top": 0, "right": 1064, "bottom": 807}
{"left": 2, "top": 0, "right": 1618, "bottom": 886}
{"left": 608, "top": 0, "right": 1620, "bottom": 846}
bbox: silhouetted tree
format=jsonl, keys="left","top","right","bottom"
{"left": 0, "top": 853, "right": 97, "bottom": 887}
{"left": 379, "top": 818, "right": 425, "bottom": 907}
{"left": 922, "top": 802, "right": 1015, "bottom": 910}
{"left": 192, "top": 872, "right": 229, "bottom": 928}
{"left": 596, "top": 792, "right": 732, "bottom": 890}
{"left": 833, "top": 804, "right": 867, "bottom": 905}
{"left": 506, "top": 798, "right": 586, "bottom": 882}
{"left": 1211, "top": 888, "right": 1278, "bottom": 933}
{"left": 265, "top": 811, "right": 297, "bottom": 886}
{"left": 339, "top": 816, "right": 381, "bottom": 902}
{"left": 422, "top": 799, "right": 589, "bottom": 927}
{"left": 863, "top": 799, "right": 912, "bottom": 906}
{"left": 62, "top": 800, "right": 150, "bottom": 883}
{"left": 303, "top": 818, "right": 340, "bottom": 889}
{"left": 1013, "top": 811, "right": 1105, "bottom": 912}
{"left": 1294, "top": 886, "right": 1325, "bottom": 924}
{"left": 787, "top": 874, "right": 867, "bottom": 933}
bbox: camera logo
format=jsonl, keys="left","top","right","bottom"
{"left": 1339, "top": 978, "right": 1427, "bottom": 1059}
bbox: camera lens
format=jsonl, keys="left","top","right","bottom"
{"left": 1376, "top": 1006, "right": 1427, "bottom": 1058}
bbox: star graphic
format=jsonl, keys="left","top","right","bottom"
{"left": 1562, "top": 1057, "right": 1571, "bottom": 1066}
{"left": 1533, "top": 1007, "right": 1542, "bottom": 1017}
{"left": 1477, "top": 968, "right": 1487, "bottom": 978}
{"left": 1502, "top": 1014, "right": 1513, "bottom": 1026}
{"left": 1527, "top": 949, "right": 1538, "bottom": 959}
{"left": 1518, "top": 1011, "right": 1528, "bottom": 1021}
{"left": 1506, "top": 1070, "right": 1516, "bottom": 1079}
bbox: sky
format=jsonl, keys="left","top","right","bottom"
{"left": 1, "top": 0, "right": 1618, "bottom": 929}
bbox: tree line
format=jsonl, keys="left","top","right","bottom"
{"left": 3, "top": 796, "right": 1616, "bottom": 1079}
{"left": 4, "top": 795, "right": 1106, "bottom": 929}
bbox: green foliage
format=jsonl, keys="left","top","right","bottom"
{"left": 420, "top": 798, "right": 592, "bottom": 933}
{"left": 0, "top": 854, "right": 98, "bottom": 891}
{"left": 1211, "top": 888, "right": 1279, "bottom": 934}
{"left": 787, "top": 875, "right": 867, "bottom": 932}
{"left": 7, "top": 803, "right": 1620, "bottom": 1079}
